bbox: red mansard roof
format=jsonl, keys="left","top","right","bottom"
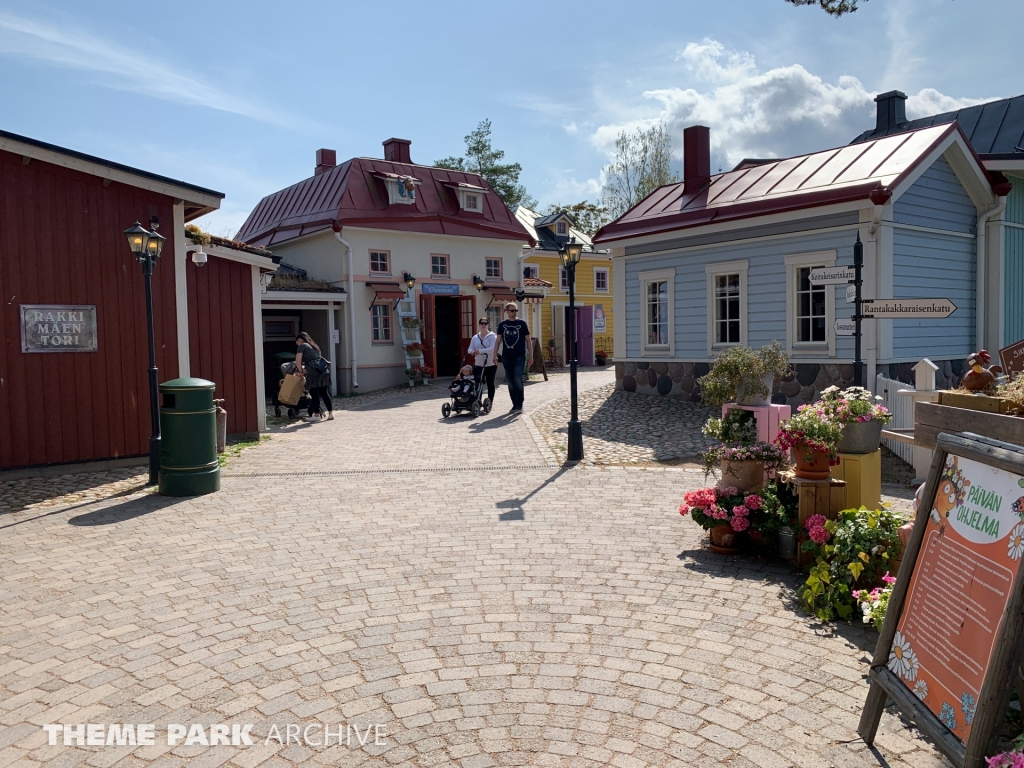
{"left": 236, "top": 158, "right": 534, "bottom": 247}
{"left": 594, "top": 123, "right": 985, "bottom": 244}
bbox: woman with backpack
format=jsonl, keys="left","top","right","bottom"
{"left": 295, "top": 331, "right": 333, "bottom": 422}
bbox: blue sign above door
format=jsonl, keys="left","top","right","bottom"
{"left": 421, "top": 283, "right": 461, "bottom": 295}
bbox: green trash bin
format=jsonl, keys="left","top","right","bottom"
{"left": 159, "top": 377, "right": 220, "bottom": 496}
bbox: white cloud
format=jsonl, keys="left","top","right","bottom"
{"left": 562, "top": 120, "right": 579, "bottom": 135}
{"left": 538, "top": 173, "right": 603, "bottom": 207}
{"left": 590, "top": 38, "right": 995, "bottom": 170}
{"left": 0, "top": 11, "right": 292, "bottom": 128}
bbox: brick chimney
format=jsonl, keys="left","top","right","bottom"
{"left": 383, "top": 138, "right": 412, "bottom": 164}
{"left": 874, "top": 91, "right": 908, "bottom": 133}
{"left": 683, "top": 125, "right": 711, "bottom": 195}
{"left": 315, "top": 148, "right": 336, "bottom": 175}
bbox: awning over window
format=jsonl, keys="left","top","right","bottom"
{"left": 374, "top": 290, "right": 406, "bottom": 300}
{"left": 365, "top": 282, "right": 405, "bottom": 310}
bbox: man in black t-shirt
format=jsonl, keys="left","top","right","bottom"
{"left": 495, "top": 302, "right": 531, "bottom": 412}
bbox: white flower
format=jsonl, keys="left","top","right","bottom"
{"left": 1009, "top": 522, "right": 1024, "bottom": 561}
{"left": 914, "top": 680, "right": 928, "bottom": 700}
{"left": 888, "top": 631, "right": 918, "bottom": 680}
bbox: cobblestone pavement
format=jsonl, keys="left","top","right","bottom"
{"left": 0, "top": 371, "right": 948, "bottom": 768}
{"left": 528, "top": 384, "right": 718, "bottom": 466}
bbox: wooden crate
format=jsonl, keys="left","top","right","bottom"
{"left": 776, "top": 470, "right": 847, "bottom": 568}
{"left": 832, "top": 450, "right": 882, "bottom": 511}
{"left": 937, "top": 390, "right": 1014, "bottom": 414}
{"left": 915, "top": 401, "right": 1024, "bottom": 449}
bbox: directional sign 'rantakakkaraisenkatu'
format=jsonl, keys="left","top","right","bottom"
{"left": 808, "top": 266, "right": 855, "bottom": 284}
{"left": 861, "top": 298, "right": 956, "bottom": 319}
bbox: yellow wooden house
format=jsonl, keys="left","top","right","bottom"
{"left": 513, "top": 206, "right": 613, "bottom": 367}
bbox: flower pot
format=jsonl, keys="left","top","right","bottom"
{"left": 709, "top": 524, "right": 740, "bottom": 554}
{"left": 793, "top": 445, "right": 831, "bottom": 479}
{"left": 838, "top": 419, "right": 883, "bottom": 454}
{"left": 735, "top": 372, "right": 775, "bottom": 406}
{"left": 719, "top": 459, "right": 765, "bottom": 493}
{"left": 777, "top": 526, "right": 797, "bottom": 560}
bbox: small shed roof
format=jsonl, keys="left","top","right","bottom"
{"left": 235, "top": 158, "right": 533, "bottom": 247}
{"left": 594, "top": 123, "right": 987, "bottom": 244}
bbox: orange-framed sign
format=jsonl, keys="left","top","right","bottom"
{"left": 859, "top": 432, "right": 1024, "bottom": 767}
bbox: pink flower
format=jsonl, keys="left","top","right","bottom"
{"left": 732, "top": 505, "right": 749, "bottom": 517}
{"left": 805, "top": 514, "right": 826, "bottom": 531}
{"left": 678, "top": 504, "right": 689, "bottom": 517}
{"left": 882, "top": 572, "right": 896, "bottom": 585}
{"left": 808, "top": 525, "right": 829, "bottom": 545}
{"left": 744, "top": 494, "right": 763, "bottom": 510}
{"left": 730, "top": 516, "right": 750, "bottom": 532}
{"left": 711, "top": 505, "right": 728, "bottom": 520}
{"left": 684, "top": 488, "right": 717, "bottom": 509}
{"left": 720, "top": 486, "right": 738, "bottom": 497}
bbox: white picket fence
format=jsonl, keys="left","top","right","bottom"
{"left": 875, "top": 373, "right": 914, "bottom": 464}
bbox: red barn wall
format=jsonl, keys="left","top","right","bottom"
{"left": 0, "top": 148, "right": 180, "bottom": 470}
{"left": 186, "top": 256, "right": 258, "bottom": 436}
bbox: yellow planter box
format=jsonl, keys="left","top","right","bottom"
{"left": 832, "top": 450, "right": 882, "bottom": 511}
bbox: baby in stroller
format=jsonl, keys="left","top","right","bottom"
{"left": 442, "top": 365, "right": 483, "bottom": 418}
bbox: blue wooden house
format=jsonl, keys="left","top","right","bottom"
{"left": 593, "top": 120, "right": 1008, "bottom": 404}
{"left": 853, "top": 90, "right": 1024, "bottom": 354}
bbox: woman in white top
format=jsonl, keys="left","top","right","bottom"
{"left": 467, "top": 317, "right": 498, "bottom": 405}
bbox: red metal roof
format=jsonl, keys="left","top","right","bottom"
{"left": 594, "top": 123, "right": 979, "bottom": 244}
{"left": 236, "top": 158, "right": 534, "bottom": 247}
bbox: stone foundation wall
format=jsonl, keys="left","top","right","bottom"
{"left": 615, "top": 358, "right": 968, "bottom": 406}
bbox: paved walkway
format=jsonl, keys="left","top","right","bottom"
{"left": 0, "top": 372, "right": 947, "bottom": 768}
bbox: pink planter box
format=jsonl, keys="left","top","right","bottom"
{"left": 722, "top": 403, "right": 792, "bottom": 444}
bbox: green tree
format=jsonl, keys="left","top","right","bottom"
{"left": 601, "top": 124, "right": 679, "bottom": 219}
{"left": 784, "top": 0, "right": 866, "bottom": 16}
{"left": 435, "top": 119, "right": 536, "bottom": 209}
{"left": 542, "top": 201, "right": 610, "bottom": 238}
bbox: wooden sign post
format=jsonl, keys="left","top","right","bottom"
{"left": 999, "top": 339, "right": 1024, "bottom": 381}
{"left": 858, "top": 432, "right": 1024, "bottom": 767}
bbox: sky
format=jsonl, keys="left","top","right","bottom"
{"left": 0, "top": 0, "right": 1020, "bottom": 236}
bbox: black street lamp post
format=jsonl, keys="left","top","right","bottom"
{"left": 560, "top": 238, "right": 584, "bottom": 461}
{"left": 124, "top": 219, "right": 166, "bottom": 486}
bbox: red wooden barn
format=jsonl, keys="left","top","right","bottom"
{"left": 0, "top": 130, "right": 277, "bottom": 474}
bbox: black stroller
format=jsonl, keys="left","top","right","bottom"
{"left": 273, "top": 361, "right": 314, "bottom": 419}
{"left": 441, "top": 364, "right": 491, "bottom": 419}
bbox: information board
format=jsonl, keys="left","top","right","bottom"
{"left": 859, "top": 433, "right": 1024, "bottom": 767}
{"left": 999, "top": 339, "right": 1024, "bottom": 381}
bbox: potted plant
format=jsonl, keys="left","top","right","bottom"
{"left": 758, "top": 482, "right": 800, "bottom": 558}
{"left": 701, "top": 409, "right": 786, "bottom": 489}
{"left": 697, "top": 341, "right": 790, "bottom": 407}
{"left": 817, "top": 386, "right": 892, "bottom": 454}
{"left": 401, "top": 317, "right": 422, "bottom": 330}
{"left": 420, "top": 366, "right": 434, "bottom": 383}
{"left": 595, "top": 348, "right": 607, "bottom": 365}
{"left": 775, "top": 405, "right": 843, "bottom": 479}
{"left": 404, "top": 342, "right": 423, "bottom": 358}
{"left": 679, "top": 485, "right": 765, "bottom": 554}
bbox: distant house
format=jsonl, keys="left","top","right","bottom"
{"left": 593, "top": 122, "right": 1006, "bottom": 403}
{"left": 0, "top": 130, "right": 275, "bottom": 473}
{"left": 513, "top": 207, "right": 613, "bottom": 366}
{"left": 236, "top": 139, "right": 534, "bottom": 392}
{"left": 852, "top": 90, "right": 1024, "bottom": 351}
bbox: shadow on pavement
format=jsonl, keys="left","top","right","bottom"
{"left": 496, "top": 465, "right": 571, "bottom": 521}
{"left": 68, "top": 494, "right": 185, "bottom": 526}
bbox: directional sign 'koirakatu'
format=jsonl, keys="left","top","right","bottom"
{"left": 861, "top": 298, "right": 957, "bottom": 319}
{"left": 834, "top": 318, "right": 856, "bottom": 336}
{"left": 808, "top": 266, "right": 855, "bottom": 285}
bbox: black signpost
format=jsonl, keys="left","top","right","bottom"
{"left": 853, "top": 234, "right": 864, "bottom": 387}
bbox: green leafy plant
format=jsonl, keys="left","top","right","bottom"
{"left": 799, "top": 507, "right": 905, "bottom": 623}
{"left": 854, "top": 572, "right": 895, "bottom": 631}
{"left": 703, "top": 409, "right": 757, "bottom": 445}
{"left": 401, "top": 317, "right": 422, "bottom": 330}
{"left": 679, "top": 485, "right": 766, "bottom": 534}
{"left": 757, "top": 481, "right": 799, "bottom": 535}
{"left": 697, "top": 342, "right": 791, "bottom": 407}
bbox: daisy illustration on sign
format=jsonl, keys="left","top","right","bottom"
{"left": 888, "top": 631, "right": 919, "bottom": 681}
{"left": 913, "top": 680, "right": 928, "bottom": 700}
{"left": 1010, "top": 522, "right": 1024, "bottom": 561}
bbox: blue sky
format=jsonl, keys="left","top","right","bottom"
{"left": 0, "top": 0, "right": 1020, "bottom": 235}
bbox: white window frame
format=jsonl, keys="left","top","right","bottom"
{"left": 559, "top": 266, "right": 569, "bottom": 292}
{"left": 556, "top": 220, "right": 568, "bottom": 236}
{"left": 594, "top": 267, "right": 609, "bottom": 293}
{"left": 430, "top": 253, "right": 450, "bottom": 278}
{"left": 369, "top": 249, "right": 391, "bottom": 276}
{"left": 785, "top": 250, "right": 836, "bottom": 357}
{"left": 383, "top": 177, "right": 417, "bottom": 206}
{"left": 486, "top": 258, "right": 502, "bottom": 280}
{"left": 639, "top": 268, "right": 674, "bottom": 356}
{"left": 370, "top": 303, "right": 393, "bottom": 344}
{"left": 465, "top": 193, "right": 480, "bottom": 211}
{"left": 705, "top": 260, "right": 748, "bottom": 355}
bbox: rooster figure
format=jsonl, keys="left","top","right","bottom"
{"left": 961, "top": 350, "right": 1002, "bottom": 392}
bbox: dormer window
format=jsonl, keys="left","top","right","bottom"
{"left": 556, "top": 221, "right": 568, "bottom": 236}
{"left": 446, "top": 182, "right": 488, "bottom": 212}
{"left": 376, "top": 173, "right": 420, "bottom": 206}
